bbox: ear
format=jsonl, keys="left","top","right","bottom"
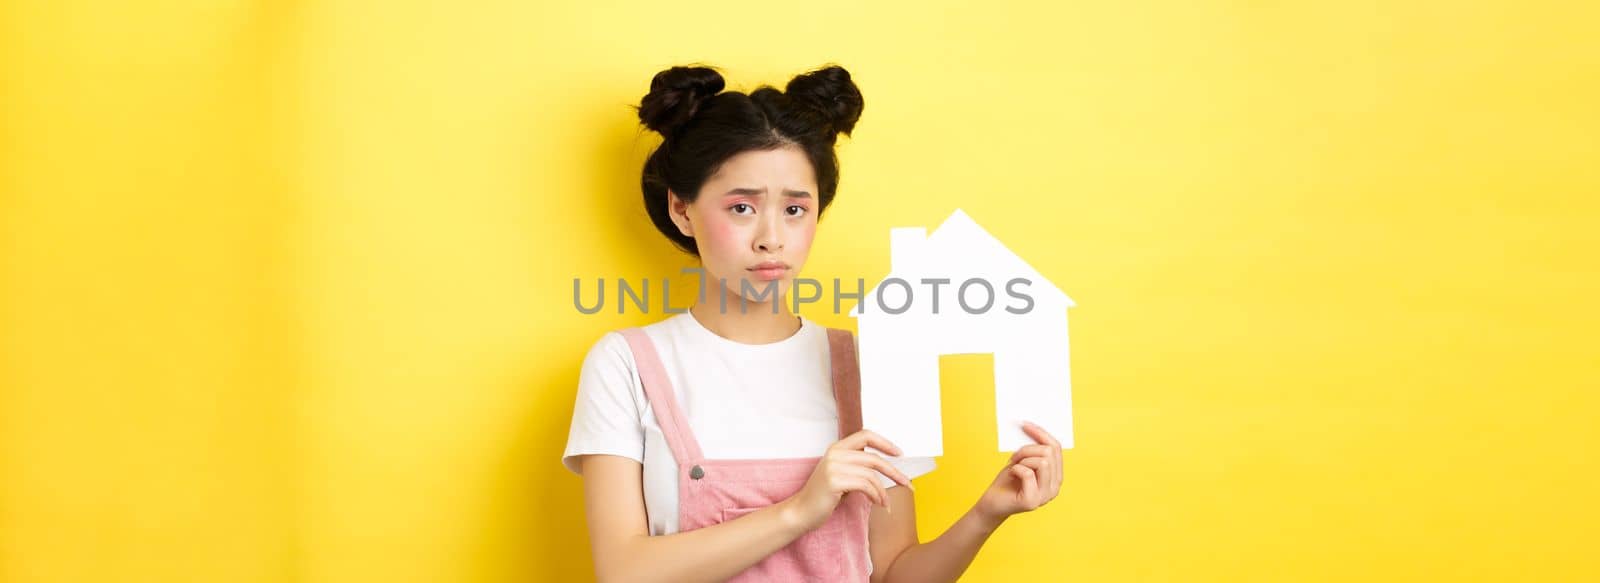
{"left": 667, "top": 190, "right": 694, "bottom": 238}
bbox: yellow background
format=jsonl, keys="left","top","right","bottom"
{"left": 3, "top": 1, "right": 1597, "bottom": 581}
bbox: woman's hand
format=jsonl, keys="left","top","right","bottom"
{"left": 781, "top": 429, "right": 914, "bottom": 533}
{"left": 974, "top": 421, "right": 1064, "bottom": 524}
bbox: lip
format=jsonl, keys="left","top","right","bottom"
{"left": 747, "top": 261, "right": 790, "bottom": 281}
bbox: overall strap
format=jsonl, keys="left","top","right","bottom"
{"left": 618, "top": 328, "right": 705, "bottom": 464}
{"left": 826, "top": 328, "right": 864, "bottom": 438}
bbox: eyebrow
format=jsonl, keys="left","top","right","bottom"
{"left": 723, "top": 187, "right": 812, "bottom": 198}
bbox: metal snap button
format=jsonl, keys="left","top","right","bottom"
{"left": 689, "top": 465, "right": 705, "bottom": 480}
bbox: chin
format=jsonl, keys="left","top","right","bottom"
{"left": 728, "top": 276, "right": 789, "bottom": 304}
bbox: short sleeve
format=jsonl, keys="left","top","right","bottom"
{"left": 877, "top": 456, "right": 937, "bottom": 489}
{"left": 561, "top": 331, "right": 646, "bottom": 475}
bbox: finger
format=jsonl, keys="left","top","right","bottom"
{"left": 1008, "top": 444, "right": 1052, "bottom": 465}
{"left": 837, "top": 464, "right": 889, "bottom": 507}
{"left": 1021, "top": 421, "right": 1061, "bottom": 449}
{"left": 1048, "top": 443, "right": 1063, "bottom": 495}
{"left": 850, "top": 472, "right": 888, "bottom": 509}
{"left": 836, "top": 429, "right": 903, "bottom": 457}
{"left": 1017, "top": 456, "right": 1046, "bottom": 476}
{"left": 873, "top": 475, "right": 891, "bottom": 513}
{"left": 1013, "top": 463, "right": 1039, "bottom": 503}
{"left": 1024, "top": 454, "right": 1062, "bottom": 499}
{"left": 1048, "top": 432, "right": 1063, "bottom": 466}
{"left": 835, "top": 471, "right": 882, "bottom": 507}
{"left": 838, "top": 450, "right": 913, "bottom": 488}
{"left": 1049, "top": 448, "right": 1062, "bottom": 493}
{"left": 1049, "top": 451, "right": 1063, "bottom": 495}
{"left": 1018, "top": 456, "right": 1059, "bottom": 499}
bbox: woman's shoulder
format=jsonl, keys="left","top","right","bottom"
{"left": 580, "top": 314, "right": 686, "bottom": 367}
{"left": 573, "top": 328, "right": 645, "bottom": 407}
{"left": 579, "top": 328, "right": 633, "bottom": 373}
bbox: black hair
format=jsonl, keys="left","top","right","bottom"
{"left": 634, "top": 63, "right": 864, "bottom": 256}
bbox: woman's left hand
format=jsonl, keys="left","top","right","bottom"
{"left": 974, "top": 421, "right": 1064, "bottom": 523}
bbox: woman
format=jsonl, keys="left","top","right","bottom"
{"left": 562, "top": 63, "right": 1064, "bottom": 582}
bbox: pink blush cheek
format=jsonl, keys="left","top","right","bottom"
{"left": 695, "top": 215, "right": 743, "bottom": 262}
{"left": 789, "top": 222, "right": 817, "bottom": 260}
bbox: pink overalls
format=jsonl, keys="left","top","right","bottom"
{"left": 619, "top": 326, "right": 875, "bottom": 582}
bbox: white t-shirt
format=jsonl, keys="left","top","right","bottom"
{"left": 561, "top": 312, "right": 937, "bottom": 536}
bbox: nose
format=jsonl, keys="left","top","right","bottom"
{"left": 753, "top": 213, "right": 784, "bottom": 253}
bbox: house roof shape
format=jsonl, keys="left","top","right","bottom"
{"left": 850, "top": 208, "right": 1075, "bottom": 318}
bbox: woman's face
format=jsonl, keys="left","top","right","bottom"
{"left": 668, "top": 145, "right": 819, "bottom": 308}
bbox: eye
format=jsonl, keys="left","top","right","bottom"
{"left": 786, "top": 205, "right": 808, "bottom": 217}
{"left": 729, "top": 203, "right": 754, "bottom": 215}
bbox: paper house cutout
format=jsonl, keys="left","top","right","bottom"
{"left": 850, "top": 209, "right": 1075, "bottom": 457}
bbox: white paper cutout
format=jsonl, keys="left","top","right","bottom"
{"left": 850, "top": 209, "right": 1075, "bottom": 457}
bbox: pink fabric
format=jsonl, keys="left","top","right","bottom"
{"left": 619, "top": 326, "right": 874, "bottom": 582}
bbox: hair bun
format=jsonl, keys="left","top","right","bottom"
{"left": 637, "top": 65, "right": 725, "bottom": 140}
{"left": 785, "top": 65, "right": 864, "bottom": 138}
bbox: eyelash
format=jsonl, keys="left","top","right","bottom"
{"left": 730, "top": 203, "right": 808, "bottom": 217}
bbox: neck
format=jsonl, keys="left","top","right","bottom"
{"left": 689, "top": 282, "right": 801, "bottom": 344}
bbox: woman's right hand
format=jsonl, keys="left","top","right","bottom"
{"left": 781, "top": 429, "right": 915, "bottom": 533}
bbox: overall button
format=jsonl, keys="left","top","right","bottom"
{"left": 689, "top": 465, "right": 705, "bottom": 480}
